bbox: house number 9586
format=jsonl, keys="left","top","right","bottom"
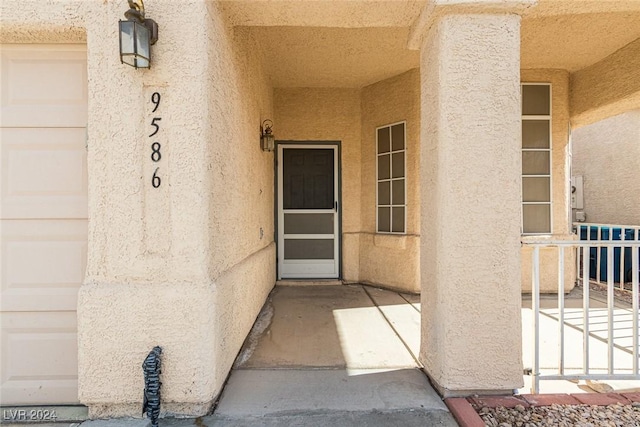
{"left": 149, "top": 92, "right": 162, "bottom": 188}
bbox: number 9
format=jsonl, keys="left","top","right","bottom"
{"left": 151, "top": 92, "right": 161, "bottom": 113}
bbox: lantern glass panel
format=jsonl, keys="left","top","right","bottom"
{"left": 263, "top": 134, "right": 275, "bottom": 151}
{"left": 119, "top": 20, "right": 151, "bottom": 68}
{"left": 119, "top": 20, "right": 135, "bottom": 66}
{"left": 136, "top": 23, "right": 150, "bottom": 61}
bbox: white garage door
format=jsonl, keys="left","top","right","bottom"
{"left": 1, "top": 44, "right": 88, "bottom": 404}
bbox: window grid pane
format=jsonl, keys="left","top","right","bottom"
{"left": 522, "top": 120, "right": 550, "bottom": 148}
{"left": 523, "top": 204, "right": 551, "bottom": 234}
{"left": 522, "top": 151, "right": 550, "bottom": 175}
{"left": 377, "top": 127, "right": 390, "bottom": 154}
{"left": 522, "top": 85, "right": 550, "bottom": 116}
{"left": 522, "top": 177, "right": 551, "bottom": 202}
{"left": 521, "top": 84, "right": 551, "bottom": 234}
{"left": 377, "top": 122, "right": 406, "bottom": 234}
{"left": 378, "top": 154, "right": 390, "bottom": 180}
{"left": 378, "top": 181, "right": 391, "bottom": 205}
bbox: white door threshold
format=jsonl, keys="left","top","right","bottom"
{"left": 276, "top": 279, "right": 344, "bottom": 287}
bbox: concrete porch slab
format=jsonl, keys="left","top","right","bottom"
{"left": 238, "top": 285, "right": 417, "bottom": 369}
{"left": 210, "top": 368, "right": 455, "bottom": 425}
{"left": 203, "top": 410, "right": 456, "bottom": 426}
{"left": 210, "top": 284, "right": 456, "bottom": 425}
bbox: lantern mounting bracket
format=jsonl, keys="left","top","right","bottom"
{"left": 124, "top": 0, "right": 158, "bottom": 45}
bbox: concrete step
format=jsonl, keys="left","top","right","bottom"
{"left": 205, "top": 368, "right": 457, "bottom": 426}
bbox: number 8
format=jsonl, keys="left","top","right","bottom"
{"left": 151, "top": 142, "right": 161, "bottom": 162}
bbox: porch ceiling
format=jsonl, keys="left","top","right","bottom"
{"left": 234, "top": 1, "right": 640, "bottom": 88}
{"left": 221, "top": 0, "right": 427, "bottom": 28}
{"left": 521, "top": 12, "right": 640, "bottom": 72}
{"left": 241, "top": 26, "right": 419, "bottom": 88}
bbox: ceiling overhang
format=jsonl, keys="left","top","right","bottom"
{"left": 221, "top": 0, "right": 426, "bottom": 28}
{"left": 224, "top": 0, "right": 640, "bottom": 88}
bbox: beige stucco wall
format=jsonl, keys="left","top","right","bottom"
{"left": 360, "top": 69, "right": 421, "bottom": 292}
{"left": 1, "top": 0, "right": 275, "bottom": 417}
{"left": 572, "top": 110, "right": 640, "bottom": 226}
{"left": 81, "top": 1, "right": 275, "bottom": 417}
{"left": 3, "top": 0, "right": 613, "bottom": 411}
{"left": 273, "top": 88, "right": 362, "bottom": 282}
{"left": 419, "top": 12, "right": 523, "bottom": 395}
{"left": 520, "top": 69, "right": 576, "bottom": 294}
{"left": 571, "top": 38, "right": 640, "bottom": 129}
{"left": 273, "top": 73, "right": 421, "bottom": 293}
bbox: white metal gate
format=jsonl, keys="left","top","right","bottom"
{"left": 525, "top": 226, "right": 639, "bottom": 393}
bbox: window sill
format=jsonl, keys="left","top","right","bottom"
{"left": 521, "top": 233, "right": 578, "bottom": 243}
{"left": 374, "top": 233, "right": 407, "bottom": 250}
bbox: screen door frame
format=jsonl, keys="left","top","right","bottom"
{"left": 276, "top": 141, "right": 341, "bottom": 280}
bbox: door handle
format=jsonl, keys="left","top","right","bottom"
{"left": 334, "top": 201, "right": 338, "bottom": 212}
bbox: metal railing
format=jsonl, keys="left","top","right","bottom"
{"left": 524, "top": 236, "right": 639, "bottom": 394}
{"left": 574, "top": 223, "right": 640, "bottom": 289}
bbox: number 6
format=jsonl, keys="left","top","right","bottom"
{"left": 152, "top": 168, "right": 161, "bottom": 188}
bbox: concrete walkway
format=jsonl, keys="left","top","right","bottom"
{"left": 208, "top": 284, "right": 456, "bottom": 425}
{"left": 83, "top": 284, "right": 456, "bottom": 426}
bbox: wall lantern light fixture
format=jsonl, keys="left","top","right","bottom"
{"left": 119, "top": 0, "right": 159, "bottom": 69}
{"left": 261, "top": 119, "right": 275, "bottom": 152}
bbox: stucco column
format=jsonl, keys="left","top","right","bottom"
{"left": 77, "top": 1, "right": 222, "bottom": 418}
{"left": 418, "top": 2, "right": 531, "bottom": 396}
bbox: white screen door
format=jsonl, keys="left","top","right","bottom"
{"left": 277, "top": 144, "right": 339, "bottom": 279}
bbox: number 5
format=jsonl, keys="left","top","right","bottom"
{"left": 149, "top": 117, "right": 161, "bottom": 137}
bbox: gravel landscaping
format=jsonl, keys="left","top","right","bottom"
{"left": 585, "top": 281, "right": 638, "bottom": 307}
{"left": 479, "top": 402, "right": 640, "bottom": 427}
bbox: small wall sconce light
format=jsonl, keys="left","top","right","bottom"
{"left": 261, "top": 119, "right": 275, "bottom": 152}
{"left": 119, "top": 0, "right": 159, "bottom": 69}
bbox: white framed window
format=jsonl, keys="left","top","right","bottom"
{"left": 376, "top": 121, "right": 406, "bottom": 234}
{"left": 521, "top": 83, "right": 552, "bottom": 235}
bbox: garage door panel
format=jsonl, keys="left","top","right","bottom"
{"left": 1, "top": 44, "right": 86, "bottom": 406}
{"left": 0, "top": 46, "right": 87, "bottom": 128}
{"left": 0, "top": 312, "right": 79, "bottom": 405}
{"left": 1, "top": 128, "right": 88, "bottom": 219}
{"left": 1, "top": 220, "right": 87, "bottom": 312}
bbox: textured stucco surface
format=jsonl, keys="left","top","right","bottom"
{"left": 360, "top": 69, "right": 421, "bottom": 292}
{"left": 221, "top": 0, "right": 640, "bottom": 29}
{"left": 230, "top": 2, "right": 640, "bottom": 91}
{"left": 273, "top": 76, "right": 422, "bottom": 292}
{"left": 221, "top": 0, "right": 427, "bottom": 27}
{"left": 419, "top": 12, "right": 523, "bottom": 394}
{"left": 0, "top": 0, "right": 86, "bottom": 43}
{"left": 0, "top": 0, "right": 276, "bottom": 417}
{"left": 78, "top": 244, "right": 275, "bottom": 418}
{"left": 83, "top": 1, "right": 275, "bottom": 416}
{"left": 273, "top": 88, "right": 362, "bottom": 282}
{"left": 408, "top": 0, "right": 536, "bottom": 49}
{"left": 521, "top": 235, "right": 576, "bottom": 294}
{"left": 5, "top": 0, "right": 637, "bottom": 410}
{"left": 571, "top": 37, "right": 640, "bottom": 128}
{"left": 521, "top": 12, "right": 640, "bottom": 72}
{"left": 239, "top": 26, "right": 419, "bottom": 88}
{"left": 520, "top": 69, "right": 575, "bottom": 293}
{"left": 572, "top": 110, "right": 640, "bottom": 226}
